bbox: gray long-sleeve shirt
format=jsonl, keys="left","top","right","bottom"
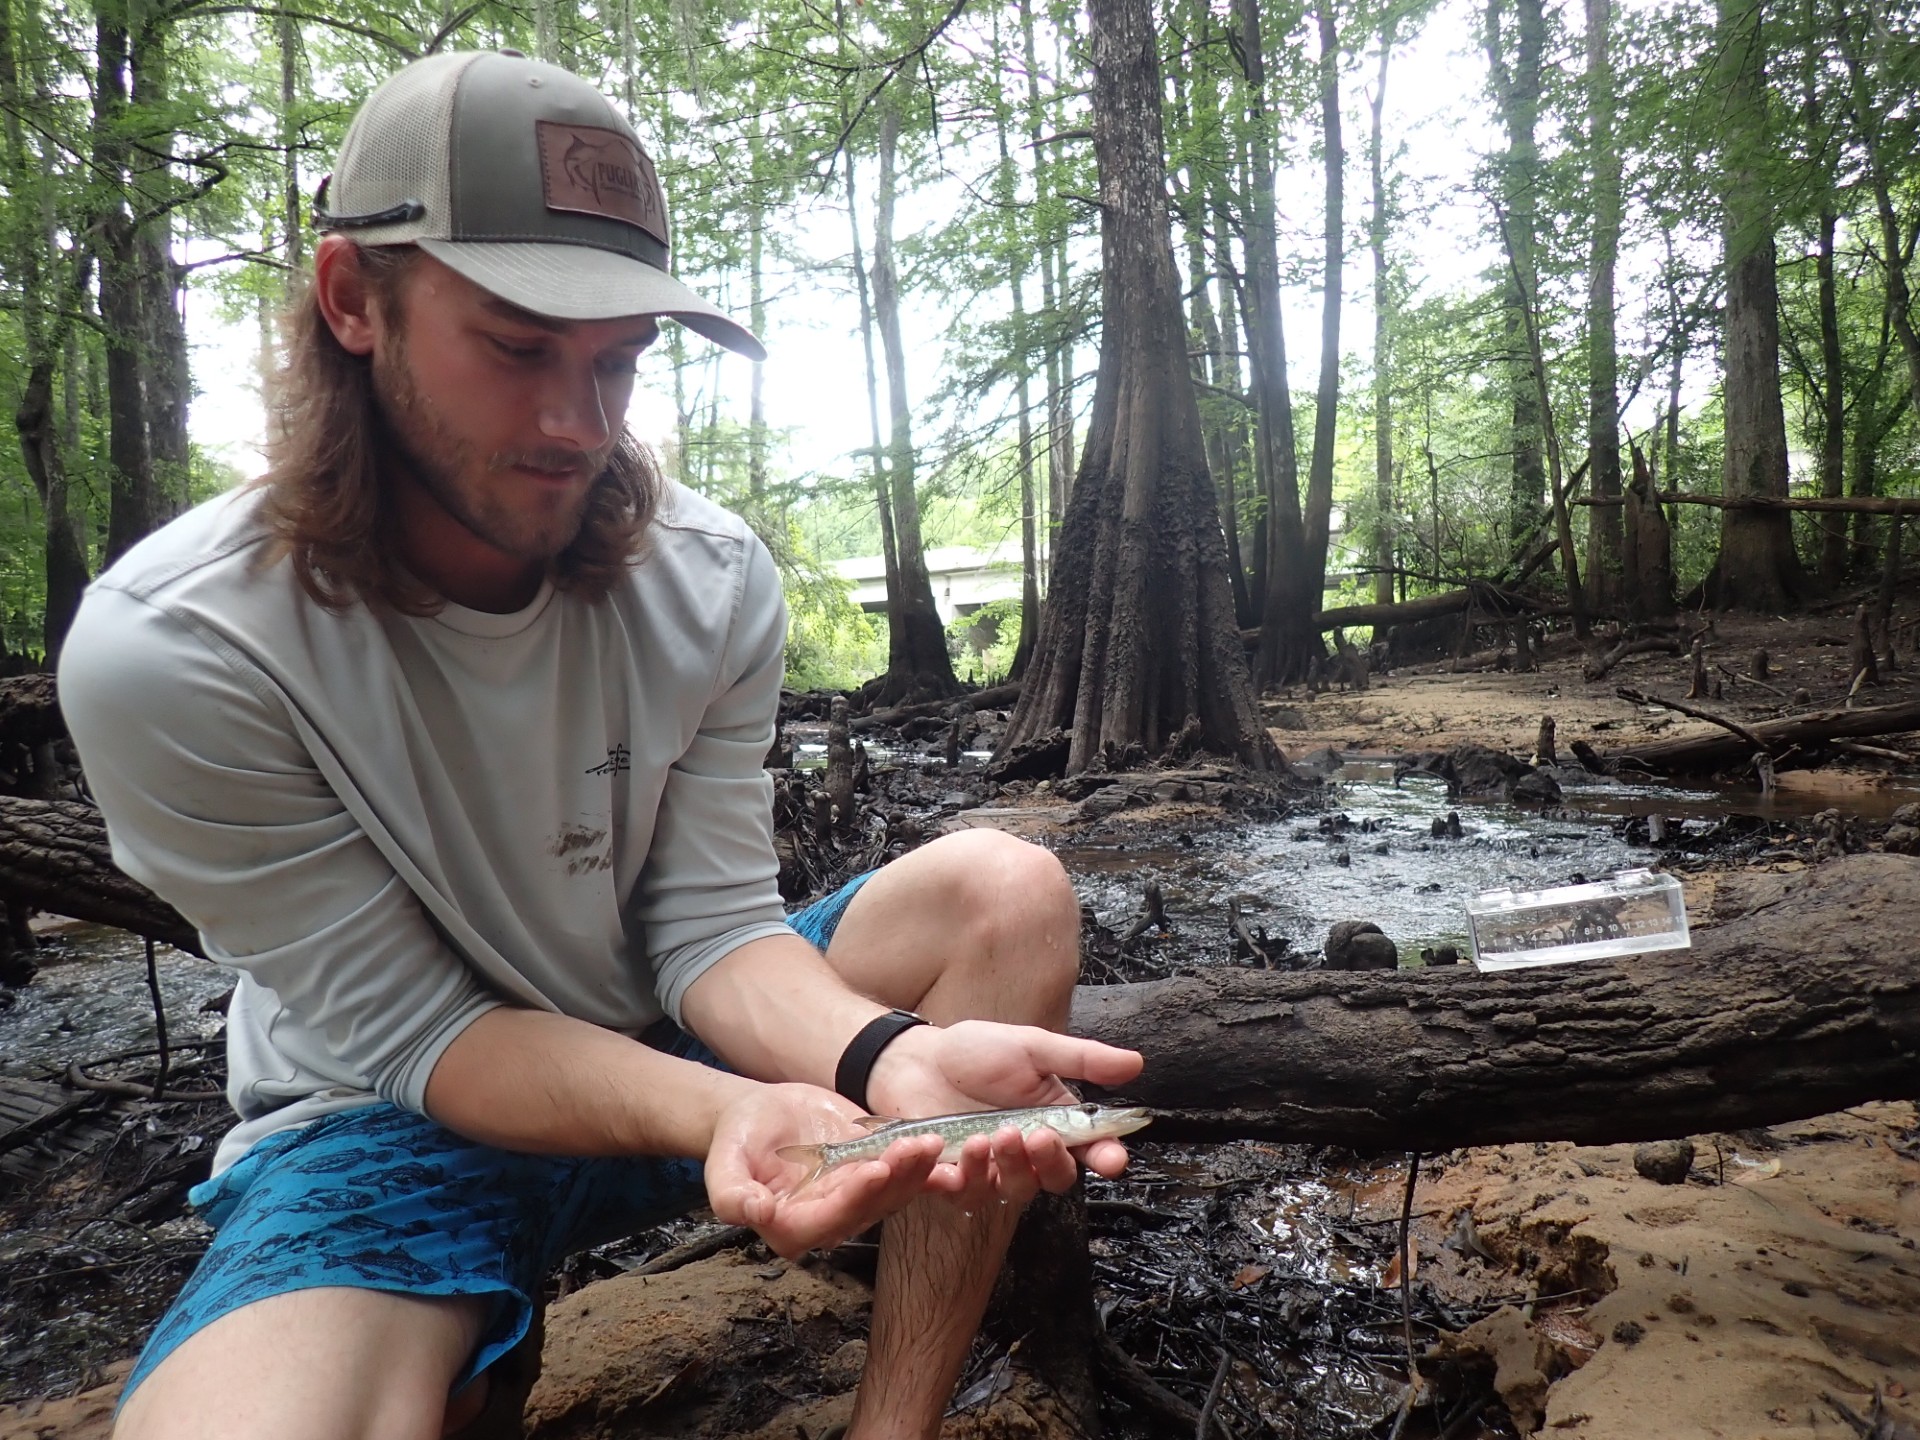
{"left": 59, "top": 482, "right": 795, "bottom": 1172}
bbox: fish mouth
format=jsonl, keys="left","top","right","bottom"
{"left": 1101, "top": 1106, "right": 1155, "bottom": 1136}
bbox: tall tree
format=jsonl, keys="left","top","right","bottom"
{"left": 992, "top": 17, "right": 1042, "bottom": 680}
{"left": 1485, "top": 0, "right": 1546, "bottom": 547}
{"left": 1367, "top": 15, "right": 1398, "bottom": 608}
{"left": 998, "top": 0, "right": 1274, "bottom": 775}
{"left": 1708, "top": 0, "right": 1803, "bottom": 609}
{"left": 2, "top": 0, "right": 91, "bottom": 658}
{"left": 1253, "top": 0, "right": 1344, "bottom": 687}
{"left": 1582, "top": 0, "right": 1624, "bottom": 613}
{"left": 94, "top": 0, "right": 157, "bottom": 566}
{"left": 869, "top": 97, "right": 960, "bottom": 704}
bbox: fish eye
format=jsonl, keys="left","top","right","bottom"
{"left": 1077, "top": 1102, "right": 1098, "bottom": 1114}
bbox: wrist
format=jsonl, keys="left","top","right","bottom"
{"left": 834, "top": 1008, "right": 929, "bottom": 1114}
{"left": 691, "top": 1067, "right": 764, "bottom": 1157}
{"left": 862, "top": 1021, "right": 942, "bottom": 1118}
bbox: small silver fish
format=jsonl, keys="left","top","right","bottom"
{"left": 777, "top": 1101, "right": 1153, "bottom": 1186}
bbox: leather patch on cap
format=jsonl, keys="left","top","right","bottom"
{"left": 536, "top": 120, "right": 667, "bottom": 244}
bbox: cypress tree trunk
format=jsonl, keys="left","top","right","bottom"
{"left": 1815, "top": 210, "right": 1849, "bottom": 584}
{"left": 1020, "top": 0, "right": 1074, "bottom": 558}
{"left": 747, "top": 101, "right": 767, "bottom": 500}
{"left": 1708, "top": 0, "right": 1803, "bottom": 610}
{"left": 1367, "top": 21, "right": 1397, "bottom": 609}
{"left": 1236, "top": 0, "right": 1313, "bottom": 689}
{"left": 131, "top": 28, "right": 188, "bottom": 525}
{"left": 993, "top": 34, "right": 1042, "bottom": 681}
{"left": 1253, "top": 0, "right": 1343, "bottom": 687}
{"left": 996, "top": 0, "right": 1276, "bottom": 776}
{"left": 1486, "top": 0, "right": 1547, "bottom": 550}
{"left": 869, "top": 103, "right": 958, "bottom": 704}
{"left": 843, "top": 151, "right": 904, "bottom": 672}
{"left": 94, "top": 0, "right": 156, "bottom": 568}
{"left": 1583, "top": 0, "right": 1625, "bottom": 614}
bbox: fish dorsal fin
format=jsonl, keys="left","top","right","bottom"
{"left": 853, "top": 1115, "right": 905, "bottom": 1131}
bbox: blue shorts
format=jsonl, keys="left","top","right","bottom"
{"left": 120, "top": 871, "right": 876, "bottom": 1406}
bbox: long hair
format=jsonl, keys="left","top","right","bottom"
{"left": 255, "top": 244, "right": 663, "bottom": 615}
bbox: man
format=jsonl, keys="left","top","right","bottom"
{"left": 58, "top": 51, "right": 1142, "bottom": 1440}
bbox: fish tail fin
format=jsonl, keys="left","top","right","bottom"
{"left": 776, "top": 1142, "right": 827, "bottom": 1187}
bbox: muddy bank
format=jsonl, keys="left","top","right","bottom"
{"left": 5, "top": 636, "right": 1920, "bottom": 1438}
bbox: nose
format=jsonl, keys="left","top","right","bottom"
{"left": 535, "top": 360, "right": 612, "bottom": 454}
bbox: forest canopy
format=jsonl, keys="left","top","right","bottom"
{"left": 1, "top": 0, "right": 1916, "bottom": 691}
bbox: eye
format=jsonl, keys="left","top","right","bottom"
{"left": 489, "top": 336, "right": 545, "bottom": 361}
{"left": 596, "top": 352, "right": 642, "bottom": 377}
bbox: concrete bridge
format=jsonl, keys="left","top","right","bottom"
{"left": 832, "top": 541, "right": 1027, "bottom": 624}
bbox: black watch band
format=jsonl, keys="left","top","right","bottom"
{"left": 835, "top": 1009, "right": 929, "bottom": 1114}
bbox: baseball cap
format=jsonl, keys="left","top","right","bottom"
{"left": 314, "top": 50, "right": 765, "bottom": 362}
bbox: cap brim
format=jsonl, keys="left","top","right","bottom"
{"left": 418, "top": 239, "right": 766, "bottom": 362}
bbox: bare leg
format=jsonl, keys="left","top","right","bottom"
{"left": 822, "top": 830, "right": 1081, "bottom": 1440}
{"left": 114, "top": 1287, "right": 489, "bottom": 1440}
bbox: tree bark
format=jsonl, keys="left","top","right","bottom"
{"left": 1021, "top": 0, "right": 1073, "bottom": 558}
{"left": 1368, "top": 21, "right": 1397, "bottom": 609}
{"left": 1834, "top": 0, "right": 1920, "bottom": 428}
{"left": 841, "top": 148, "right": 904, "bottom": 681}
{"left": 1070, "top": 855, "right": 1920, "bottom": 1150}
{"left": 1582, "top": 0, "right": 1625, "bottom": 615}
{"left": 95, "top": 0, "right": 157, "bottom": 568}
{"left": 1486, "top": 0, "right": 1547, "bottom": 548}
{"left": 994, "top": 17, "right": 1042, "bottom": 682}
{"left": 1708, "top": 0, "right": 1803, "bottom": 610}
{"left": 996, "top": 0, "right": 1276, "bottom": 776}
{"left": 1234, "top": 0, "right": 1313, "bottom": 688}
{"left": 1625, "top": 442, "right": 1674, "bottom": 618}
{"left": 132, "top": 31, "right": 189, "bottom": 525}
{"left": 870, "top": 100, "right": 961, "bottom": 705}
{"left": 0, "top": 798, "right": 202, "bottom": 955}
{"left": 1815, "top": 210, "right": 1849, "bottom": 584}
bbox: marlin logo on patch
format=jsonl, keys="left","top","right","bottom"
{"left": 561, "top": 134, "right": 642, "bottom": 209}
{"left": 536, "top": 120, "right": 667, "bottom": 244}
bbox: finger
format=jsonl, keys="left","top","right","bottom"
{"left": 951, "top": 1132, "right": 996, "bottom": 1190}
{"left": 1023, "top": 1127, "right": 1079, "bottom": 1194}
{"left": 1014, "top": 1031, "right": 1145, "bottom": 1088}
{"left": 1079, "top": 1138, "right": 1131, "bottom": 1178}
{"left": 709, "top": 1177, "right": 777, "bottom": 1231}
{"left": 988, "top": 1125, "right": 1044, "bottom": 1206}
{"left": 873, "top": 1135, "right": 943, "bottom": 1207}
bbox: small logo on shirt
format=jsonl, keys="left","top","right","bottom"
{"left": 586, "top": 744, "right": 631, "bottom": 776}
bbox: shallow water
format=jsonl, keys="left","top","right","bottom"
{"left": 1064, "top": 757, "right": 1920, "bottom": 961}
{"left": 0, "top": 925, "right": 229, "bottom": 1081}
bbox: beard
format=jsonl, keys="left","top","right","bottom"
{"left": 370, "top": 331, "right": 617, "bottom": 565}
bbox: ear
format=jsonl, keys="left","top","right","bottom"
{"left": 312, "top": 235, "right": 383, "bottom": 357}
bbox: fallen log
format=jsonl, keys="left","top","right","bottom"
{"left": 1580, "top": 634, "right": 1682, "bottom": 682}
{"left": 1069, "top": 855, "right": 1920, "bottom": 1151}
{"left": 1602, "top": 697, "right": 1920, "bottom": 772}
{"left": 851, "top": 682, "right": 1022, "bottom": 733}
{"left": 1578, "top": 490, "right": 1920, "bottom": 516}
{"left": 0, "top": 797, "right": 203, "bottom": 955}
{"left": 0, "top": 674, "right": 63, "bottom": 752}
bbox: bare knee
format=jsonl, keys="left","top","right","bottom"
{"left": 919, "top": 830, "right": 1080, "bottom": 1016}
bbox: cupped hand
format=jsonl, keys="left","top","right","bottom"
{"left": 865, "top": 1020, "right": 1145, "bottom": 1202}
{"left": 704, "top": 1081, "right": 947, "bottom": 1259}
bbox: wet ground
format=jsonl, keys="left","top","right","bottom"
{"left": 3, "top": 703, "right": 1918, "bottom": 1433}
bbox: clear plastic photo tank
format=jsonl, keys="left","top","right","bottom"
{"left": 1465, "top": 868, "right": 1689, "bottom": 971}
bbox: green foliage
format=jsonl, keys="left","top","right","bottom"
{"left": 4, "top": 0, "right": 1919, "bottom": 681}
{"left": 947, "top": 597, "right": 1021, "bottom": 687}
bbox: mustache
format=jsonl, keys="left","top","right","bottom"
{"left": 491, "top": 446, "right": 611, "bottom": 474}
